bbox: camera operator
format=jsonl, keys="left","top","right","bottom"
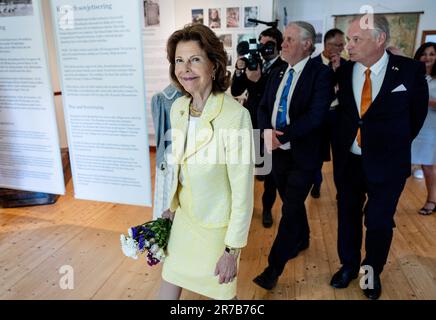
{"left": 231, "top": 27, "right": 287, "bottom": 228}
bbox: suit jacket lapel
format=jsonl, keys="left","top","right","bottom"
{"left": 342, "top": 61, "right": 360, "bottom": 122}
{"left": 369, "top": 53, "right": 398, "bottom": 110}
{"left": 289, "top": 59, "right": 312, "bottom": 109}
{"left": 183, "top": 93, "right": 223, "bottom": 161}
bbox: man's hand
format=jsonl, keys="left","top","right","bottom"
{"left": 246, "top": 64, "right": 261, "bottom": 82}
{"left": 214, "top": 252, "right": 238, "bottom": 284}
{"left": 161, "top": 209, "right": 175, "bottom": 221}
{"left": 330, "top": 53, "right": 341, "bottom": 71}
{"left": 263, "top": 129, "right": 284, "bottom": 152}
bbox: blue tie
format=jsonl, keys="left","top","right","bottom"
{"left": 276, "top": 69, "right": 294, "bottom": 131}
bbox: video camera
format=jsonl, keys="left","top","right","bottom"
{"left": 237, "top": 39, "right": 276, "bottom": 71}
{"left": 236, "top": 18, "right": 280, "bottom": 71}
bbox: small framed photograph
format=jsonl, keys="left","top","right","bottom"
{"left": 244, "top": 6, "right": 258, "bottom": 28}
{"left": 422, "top": 30, "right": 436, "bottom": 44}
{"left": 226, "top": 7, "right": 240, "bottom": 28}
{"left": 209, "top": 8, "right": 221, "bottom": 29}
{"left": 191, "top": 9, "right": 204, "bottom": 24}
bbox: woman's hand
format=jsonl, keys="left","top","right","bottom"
{"left": 161, "top": 209, "right": 175, "bottom": 221}
{"left": 214, "top": 251, "right": 238, "bottom": 284}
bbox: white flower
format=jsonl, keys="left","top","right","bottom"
{"left": 120, "top": 234, "right": 138, "bottom": 260}
{"left": 155, "top": 248, "right": 165, "bottom": 260}
{"left": 144, "top": 239, "right": 150, "bottom": 248}
{"left": 150, "top": 244, "right": 159, "bottom": 254}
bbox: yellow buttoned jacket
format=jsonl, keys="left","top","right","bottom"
{"left": 168, "top": 92, "right": 254, "bottom": 248}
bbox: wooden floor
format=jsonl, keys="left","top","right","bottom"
{"left": 1, "top": 152, "right": 436, "bottom": 300}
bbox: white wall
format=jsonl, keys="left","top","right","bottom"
{"left": 276, "top": 0, "right": 436, "bottom": 56}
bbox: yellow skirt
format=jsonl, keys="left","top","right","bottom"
{"left": 162, "top": 207, "right": 237, "bottom": 300}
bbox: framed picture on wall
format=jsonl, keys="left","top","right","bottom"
{"left": 208, "top": 8, "right": 222, "bottom": 29}
{"left": 143, "top": 0, "right": 160, "bottom": 27}
{"left": 422, "top": 30, "right": 436, "bottom": 44}
{"left": 191, "top": 9, "right": 204, "bottom": 24}
{"left": 244, "top": 6, "right": 258, "bottom": 28}
{"left": 226, "top": 7, "right": 240, "bottom": 28}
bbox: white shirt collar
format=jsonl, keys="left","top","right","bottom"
{"left": 289, "top": 55, "right": 310, "bottom": 74}
{"left": 356, "top": 50, "right": 389, "bottom": 76}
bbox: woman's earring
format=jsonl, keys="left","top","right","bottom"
{"left": 212, "top": 71, "right": 216, "bottom": 80}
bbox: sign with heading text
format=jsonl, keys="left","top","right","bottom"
{"left": 51, "top": 0, "right": 151, "bottom": 206}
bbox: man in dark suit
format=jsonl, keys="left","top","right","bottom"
{"left": 331, "top": 15, "right": 428, "bottom": 300}
{"left": 310, "top": 28, "right": 346, "bottom": 199}
{"left": 231, "top": 28, "right": 287, "bottom": 228}
{"left": 253, "top": 21, "right": 334, "bottom": 290}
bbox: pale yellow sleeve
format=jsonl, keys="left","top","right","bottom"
{"left": 223, "top": 106, "right": 255, "bottom": 248}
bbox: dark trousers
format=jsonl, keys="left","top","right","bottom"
{"left": 268, "top": 149, "right": 315, "bottom": 275}
{"left": 336, "top": 153, "right": 406, "bottom": 275}
{"left": 258, "top": 135, "right": 277, "bottom": 211}
{"left": 262, "top": 173, "right": 277, "bottom": 211}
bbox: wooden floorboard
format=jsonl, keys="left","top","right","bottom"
{"left": 0, "top": 153, "right": 435, "bottom": 300}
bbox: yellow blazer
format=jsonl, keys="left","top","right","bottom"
{"left": 168, "top": 92, "right": 254, "bottom": 248}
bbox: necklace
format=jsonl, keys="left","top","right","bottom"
{"left": 189, "top": 103, "right": 202, "bottom": 117}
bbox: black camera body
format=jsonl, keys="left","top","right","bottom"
{"left": 237, "top": 39, "right": 276, "bottom": 71}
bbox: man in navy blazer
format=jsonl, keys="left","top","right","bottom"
{"left": 253, "top": 21, "right": 334, "bottom": 290}
{"left": 310, "top": 28, "right": 346, "bottom": 198}
{"left": 330, "top": 15, "right": 428, "bottom": 300}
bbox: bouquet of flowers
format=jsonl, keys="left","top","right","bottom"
{"left": 120, "top": 218, "right": 172, "bottom": 266}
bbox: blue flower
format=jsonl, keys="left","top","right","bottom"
{"left": 130, "top": 226, "right": 139, "bottom": 239}
{"left": 138, "top": 235, "right": 145, "bottom": 250}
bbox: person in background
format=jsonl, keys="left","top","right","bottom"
{"left": 151, "top": 84, "right": 182, "bottom": 220}
{"left": 330, "top": 15, "right": 428, "bottom": 300}
{"left": 158, "top": 24, "right": 254, "bottom": 300}
{"left": 310, "top": 28, "right": 347, "bottom": 198}
{"left": 231, "top": 27, "right": 287, "bottom": 228}
{"left": 411, "top": 42, "right": 436, "bottom": 215}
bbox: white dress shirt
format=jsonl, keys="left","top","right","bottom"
{"left": 272, "top": 55, "right": 310, "bottom": 150}
{"left": 350, "top": 51, "right": 389, "bottom": 155}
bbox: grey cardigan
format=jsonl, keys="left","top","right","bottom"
{"left": 151, "top": 84, "right": 183, "bottom": 166}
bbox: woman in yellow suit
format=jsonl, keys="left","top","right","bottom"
{"left": 158, "top": 24, "right": 254, "bottom": 300}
